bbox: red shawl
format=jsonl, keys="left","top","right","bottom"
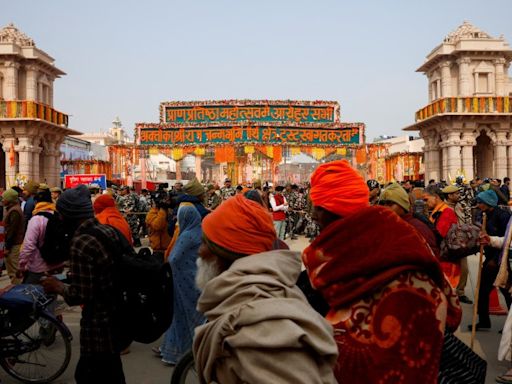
{"left": 303, "top": 206, "right": 449, "bottom": 307}
{"left": 302, "top": 206, "right": 462, "bottom": 383}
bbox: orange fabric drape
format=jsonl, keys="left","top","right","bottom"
{"left": 356, "top": 147, "right": 367, "bottom": 164}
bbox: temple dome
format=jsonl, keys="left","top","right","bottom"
{"left": 0, "top": 23, "right": 35, "bottom": 46}
{"left": 444, "top": 21, "right": 493, "bottom": 43}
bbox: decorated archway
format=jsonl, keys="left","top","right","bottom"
{"left": 110, "top": 100, "right": 366, "bottom": 186}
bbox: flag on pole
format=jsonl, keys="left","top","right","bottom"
{"left": 8, "top": 141, "right": 15, "bottom": 168}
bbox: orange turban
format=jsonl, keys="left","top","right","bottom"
{"left": 310, "top": 160, "right": 369, "bottom": 218}
{"left": 93, "top": 194, "right": 116, "bottom": 215}
{"left": 202, "top": 194, "right": 276, "bottom": 258}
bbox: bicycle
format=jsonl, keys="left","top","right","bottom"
{"left": 170, "top": 350, "right": 198, "bottom": 384}
{"left": 0, "top": 284, "right": 73, "bottom": 383}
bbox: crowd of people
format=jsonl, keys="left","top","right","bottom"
{"left": 1, "top": 165, "right": 511, "bottom": 383}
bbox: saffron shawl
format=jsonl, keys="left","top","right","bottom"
{"left": 303, "top": 206, "right": 461, "bottom": 384}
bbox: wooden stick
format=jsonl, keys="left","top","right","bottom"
{"left": 471, "top": 212, "right": 487, "bottom": 350}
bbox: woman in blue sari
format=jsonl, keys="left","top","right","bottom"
{"left": 157, "top": 203, "right": 205, "bottom": 365}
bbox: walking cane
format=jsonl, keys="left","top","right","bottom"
{"left": 471, "top": 212, "right": 487, "bottom": 350}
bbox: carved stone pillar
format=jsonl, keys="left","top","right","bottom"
{"left": 25, "top": 65, "right": 38, "bottom": 101}
{"left": 31, "top": 145, "right": 43, "bottom": 182}
{"left": 422, "top": 136, "right": 431, "bottom": 180}
{"left": 48, "top": 84, "right": 54, "bottom": 107}
{"left": 457, "top": 58, "right": 471, "bottom": 97}
{"left": 423, "top": 131, "right": 441, "bottom": 182}
{"left": 495, "top": 58, "right": 506, "bottom": 97}
{"left": 440, "top": 61, "right": 452, "bottom": 97}
{"left": 4, "top": 61, "right": 20, "bottom": 100}
{"left": 430, "top": 147, "right": 440, "bottom": 182}
{"left": 461, "top": 132, "right": 476, "bottom": 181}
{"left": 445, "top": 131, "right": 461, "bottom": 180}
{"left": 495, "top": 131, "right": 508, "bottom": 179}
{"left": 3, "top": 137, "right": 16, "bottom": 187}
{"left": 15, "top": 137, "right": 35, "bottom": 180}
{"left": 38, "top": 82, "right": 43, "bottom": 103}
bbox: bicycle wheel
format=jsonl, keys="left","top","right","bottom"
{"left": 0, "top": 312, "right": 72, "bottom": 383}
{"left": 171, "top": 350, "right": 199, "bottom": 384}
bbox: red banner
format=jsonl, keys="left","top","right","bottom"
{"left": 64, "top": 174, "right": 107, "bottom": 189}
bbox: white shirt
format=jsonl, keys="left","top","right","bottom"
{"left": 269, "top": 193, "right": 288, "bottom": 212}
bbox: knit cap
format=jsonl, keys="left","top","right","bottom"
{"left": 56, "top": 185, "right": 94, "bottom": 219}
{"left": 2, "top": 189, "right": 19, "bottom": 204}
{"left": 476, "top": 189, "right": 498, "bottom": 208}
{"left": 380, "top": 183, "right": 411, "bottom": 212}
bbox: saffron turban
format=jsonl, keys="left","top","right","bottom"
{"left": 93, "top": 193, "right": 116, "bottom": 214}
{"left": 202, "top": 194, "right": 276, "bottom": 259}
{"left": 310, "top": 160, "right": 369, "bottom": 218}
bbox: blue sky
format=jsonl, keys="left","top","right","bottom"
{"left": 3, "top": 0, "right": 512, "bottom": 140}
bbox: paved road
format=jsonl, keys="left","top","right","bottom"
{"left": 0, "top": 237, "right": 508, "bottom": 383}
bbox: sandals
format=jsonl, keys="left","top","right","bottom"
{"left": 151, "top": 346, "right": 162, "bottom": 357}
{"left": 496, "top": 374, "right": 512, "bottom": 383}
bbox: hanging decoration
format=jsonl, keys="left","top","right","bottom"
{"left": 194, "top": 147, "right": 205, "bottom": 156}
{"left": 337, "top": 147, "right": 347, "bottom": 156}
{"left": 244, "top": 145, "right": 255, "bottom": 154}
{"left": 171, "top": 148, "right": 184, "bottom": 161}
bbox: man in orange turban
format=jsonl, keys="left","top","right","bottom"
{"left": 302, "top": 160, "right": 461, "bottom": 383}
{"left": 194, "top": 194, "right": 338, "bottom": 384}
{"left": 93, "top": 194, "right": 133, "bottom": 245}
{"left": 309, "top": 160, "right": 369, "bottom": 229}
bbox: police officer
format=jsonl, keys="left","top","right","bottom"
{"left": 220, "top": 178, "right": 236, "bottom": 201}
{"left": 119, "top": 186, "right": 141, "bottom": 247}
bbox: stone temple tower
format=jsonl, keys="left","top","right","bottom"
{"left": 0, "top": 23, "right": 79, "bottom": 188}
{"left": 405, "top": 21, "right": 512, "bottom": 182}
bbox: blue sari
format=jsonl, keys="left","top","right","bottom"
{"left": 160, "top": 205, "right": 205, "bottom": 364}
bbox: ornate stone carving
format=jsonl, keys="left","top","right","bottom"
{"left": 461, "top": 132, "right": 476, "bottom": 146}
{"left": 0, "top": 23, "right": 35, "bottom": 46}
{"left": 444, "top": 21, "right": 492, "bottom": 43}
{"left": 457, "top": 57, "right": 472, "bottom": 66}
{"left": 3, "top": 61, "right": 21, "bottom": 69}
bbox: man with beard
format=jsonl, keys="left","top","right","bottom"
{"left": 194, "top": 194, "right": 338, "bottom": 384}
{"left": 42, "top": 185, "right": 125, "bottom": 383}
{"left": 302, "top": 160, "right": 461, "bottom": 384}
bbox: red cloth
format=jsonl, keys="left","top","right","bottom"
{"left": 435, "top": 206, "right": 458, "bottom": 238}
{"left": 430, "top": 203, "right": 461, "bottom": 287}
{"left": 302, "top": 206, "right": 462, "bottom": 383}
{"left": 93, "top": 194, "right": 116, "bottom": 215}
{"left": 309, "top": 160, "right": 369, "bottom": 218}
{"left": 202, "top": 194, "right": 276, "bottom": 256}
{"left": 96, "top": 207, "right": 133, "bottom": 245}
{"left": 272, "top": 194, "right": 286, "bottom": 221}
{"left": 402, "top": 213, "right": 440, "bottom": 257}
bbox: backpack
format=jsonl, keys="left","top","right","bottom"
{"left": 440, "top": 223, "right": 480, "bottom": 261}
{"left": 36, "top": 212, "right": 72, "bottom": 265}
{"left": 89, "top": 225, "right": 174, "bottom": 350}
